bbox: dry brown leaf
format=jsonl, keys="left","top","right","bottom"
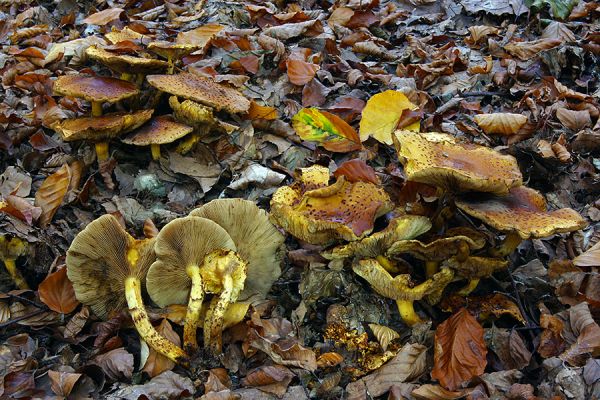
{"left": 368, "top": 324, "right": 400, "bottom": 351}
{"left": 34, "top": 164, "right": 71, "bottom": 227}
{"left": 474, "top": 113, "right": 527, "bottom": 135}
{"left": 247, "top": 101, "right": 278, "bottom": 120}
{"left": 38, "top": 267, "right": 79, "bottom": 314}
{"left": 143, "top": 219, "right": 159, "bottom": 239}
{"left": 82, "top": 8, "right": 125, "bottom": 26}
{"left": 93, "top": 348, "right": 134, "bottom": 381}
{"left": 504, "top": 38, "right": 562, "bottom": 60}
{"left": 316, "top": 352, "right": 344, "bottom": 368}
{"left": 328, "top": 7, "right": 354, "bottom": 27}
{"left": 286, "top": 59, "right": 319, "bottom": 85}
{"left": 241, "top": 365, "right": 294, "bottom": 397}
{"left": 431, "top": 308, "right": 487, "bottom": 391}
{"left": 574, "top": 241, "right": 600, "bottom": 267}
{"left": 262, "top": 20, "right": 324, "bottom": 41}
{"left": 560, "top": 302, "right": 600, "bottom": 366}
{"left": 0, "top": 195, "right": 41, "bottom": 225}
{"left": 542, "top": 21, "right": 577, "bottom": 42}
{"left": 48, "top": 370, "right": 81, "bottom": 397}
{"left": 537, "top": 139, "right": 556, "bottom": 159}
{"left": 333, "top": 159, "right": 379, "bottom": 184}
{"left": 468, "top": 55, "right": 493, "bottom": 74}
{"left": 412, "top": 384, "right": 470, "bottom": 400}
{"left": 538, "top": 313, "right": 566, "bottom": 358}
{"left": 466, "top": 26, "right": 500, "bottom": 46}
{"left": 551, "top": 142, "right": 571, "bottom": 163}
{"left": 556, "top": 108, "right": 592, "bottom": 131}
{"left": 141, "top": 319, "right": 180, "bottom": 377}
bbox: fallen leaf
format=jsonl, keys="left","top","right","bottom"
{"left": 504, "top": 38, "right": 562, "bottom": 60}
{"left": 228, "top": 163, "right": 286, "bottom": 190}
{"left": 411, "top": 384, "right": 469, "bottom": 400}
{"left": 48, "top": 370, "right": 81, "bottom": 397}
{"left": 241, "top": 365, "right": 294, "bottom": 397}
{"left": 93, "top": 348, "right": 134, "bottom": 381}
{"left": 0, "top": 195, "right": 41, "bottom": 225}
{"left": 286, "top": 59, "right": 319, "bottom": 85}
{"left": 34, "top": 163, "right": 71, "bottom": 227}
{"left": 574, "top": 241, "right": 600, "bottom": 267}
{"left": 527, "top": 0, "right": 579, "bottom": 19}
{"left": 292, "top": 108, "right": 362, "bottom": 152}
{"left": 141, "top": 319, "right": 180, "bottom": 377}
{"left": 431, "top": 308, "right": 487, "bottom": 391}
{"left": 538, "top": 313, "right": 566, "bottom": 358}
{"left": 38, "top": 267, "right": 79, "bottom": 314}
{"left": 0, "top": 166, "right": 31, "bottom": 197}
{"left": 247, "top": 101, "right": 278, "bottom": 120}
{"left": 111, "top": 371, "right": 194, "bottom": 399}
{"left": 368, "top": 324, "right": 400, "bottom": 351}
{"left": 333, "top": 159, "right": 379, "bottom": 184}
{"left": 560, "top": 302, "right": 600, "bottom": 366}
{"left": 556, "top": 108, "right": 591, "bottom": 131}
{"left": 359, "top": 90, "right": 420, "bottom": 144}
{"left": 262, "top": 20, "right": 324, "bottom": 41}
{"left": 474, "top": 113, "right": 528, "bottom": 135}
{"left": 83, "top": 8, "right": 125, "bottom": 26}
{"left": 316, "top": 352, "right": 344, "bottom": 368}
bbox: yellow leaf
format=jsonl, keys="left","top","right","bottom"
{"left": 359, "top": 91, "right": 420, "bottom": 145}
{"left": 474, "top": 113, "right": 527, "bottom": 135}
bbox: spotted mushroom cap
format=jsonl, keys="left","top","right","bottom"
{"left": 66, "top": 214, "right": 156, "bottom": 319}
{"left": 146, "top": 73, "right": 251, "bottom": 114}
{"left": 146, "top": 216, "right": 236, "bottom": 307}
{"left": 86, "top": 45, "right": 168, "bottom": 75}
{"left": 393, "top": 131, "right": 523, "bottom": 195}
{"left": 455, "top": 186, "right": 587, "bottom": 239}
{"left": 53, "top": 75, "right": 139, "bottom": 103}
{"left": 121, "top": 116, "right": 193, "bottom": 146}
{"left": 53, "top": 109, "right": 153, "bottom": 142}
{"left": 189, "top": 198, "right": 285, "bottom": 301}
{"left": 270, "top": 165, "right": 394, "bottom": 245}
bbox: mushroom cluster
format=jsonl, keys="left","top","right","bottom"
{"left": 66, "top": 198, "right": 283, "bottom": 365}
{"left": 51, "top": 27, "right": 250, "bottom": 164}
{"left": 268, "top": 130, "right": 586, "bottom": 326}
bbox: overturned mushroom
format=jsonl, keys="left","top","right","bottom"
{"left": 393, "top": 131, "right": 522, "bottom": 195}
{"left": 146, "top": 216, "right": 240, "bottom": 353}
{"left": 121, "top": 116, "right": 193, "bottom": 160}
{"left": 66, "top": 215, "right": 188, "bottom": 366}
{"left": 455, "top": 186, "right": 587, "bottom": 257}
{"left": 270, "top": 165, "right": 394, "bottom": 245}
{"left": 353, "top": 258, "right": 454, "bottom": 326}
{"left": 0, "top": 235, "right": 29, "bottom": 289}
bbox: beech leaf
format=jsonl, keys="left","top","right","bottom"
{"left": 286, "top": 59, "right": 320, "bottom": 85}
{"left": 334, "top": 159, "right": 379, "bottom": 184}
{"left": 292, "top": 108, "right": 361, "bottom": 152}
{"left": 368, "top": 323, "right": 400, "bottom": 351}
{"left": 38, "top": 267, "right": 80, "bottom": 314}
{"left": 359, "top": 90, "right": 420, "bottom": 144}
{"left": 474, "top": 113, "right": 528, "bottom": 135}
{"left": 141, "top": 319, "right": 180, "bottom": 377}
{"left": 34, "top": 164, "right": 71, "bottom": 227}
{"left": 83, "top": 8, "right": 125, "bottom": 26}
{"left": 431, "top": 308, "right": 487, "bottom": 391}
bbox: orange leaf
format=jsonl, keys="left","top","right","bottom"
{"left": 38, "top": 267, "right": 79, "bottom": 314}
{"left": 142, "top": 319, "right": 180, "bottom": 377}
{"left": 286, "top": 59, "right": 320, "bottom": 85}
{"left": 431, "top": 308, "right": 487, "bottom": 391}
{"left": 291, "top": 108, "right": 361, "bottom": 152}
{"left": 247, "top": 101, "right": 278, "bottom": 120}
{"left": 82, "top": 8, "right": 125, "bottom": 26}
{"left": 34, "top": 164, "right": 71, "bottom": 227}
{"left": 334, "top": 159, "right": 379, "bottom": 184}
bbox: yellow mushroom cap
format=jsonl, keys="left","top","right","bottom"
{"left": 52, "top": 109, "right": 153, "bottom": 142}
{"left": 443, "top": 255, "right": 508, "bottom": 279}
{"left": 53, "top": 75, "right": 139, "bottom": 103}
{"left": 189, "top": 198, "right": 285, "bottom": 301}
{"left": 148, "top": 41, "right": 200, "bottom": 60}
{"left": 146, "top": 73, "right": 251, "bottom": 114}
{"left": 86, "top": 45, "right": 168, "bottom": 75}
{"left": 121, "top": 116, "right": 193, "bottom": 146}
{"left": 105, "top": 27, "right": 147, "bottom": 44}
{"left": 325, "top": 214, "right": 432, "bottom": 260}
{"left": 455, "top": 186, "right": 587, "bottom": 239}
{"left": 393, "top": 131, "right": 522, "bottom": 195}
{"left": 66, "top": 214, "right": 156, "bottom": 319}
{"left": 146, "top": 216, "right": 236, "bottom": 308}
{"left": 270, "top": 165, "right": 394, "bottom": 245}
{"left": 386, "top": 234, "right": 485, "bottom": 261}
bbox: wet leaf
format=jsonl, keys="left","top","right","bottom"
{"left": 359, "top": 90, "right": 420, "bottom": 144}
{"left": 431, "top": 308, "right": 487, "bottom": 391}
{"left": 292, "top": 108, "right": 361, "bottom": 152}
{"left": 38, "top": 267, "right": 79, "bottom": 314}
{"left": 34, "top": 163, "right": 71, "bottom": 227}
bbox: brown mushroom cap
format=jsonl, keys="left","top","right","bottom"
{"left": 386, "top": 234, "right": 485, "bottom": 260}
{"left": 121, "top": 116, "right": 193, "bottom": 146}
{"left": 66, "top": 214, "right": 156, "bottom": 319}
{"left": 53, "top": 109, "right": 153, "bottom": 142}
{"left": 455, "top": 186, "right": 587, "bottom": 239}
{"left": 270, "top": 165, "right": 394, "bottom": 245}
{"left": 146, "top": 216, "right": 236, "bottom": 308}
{"left": 53, "top": 75, "right": 139, "bottom": 103}
{"left": 146, "top": 73, "right": 251, "bottom": 114}
{"left": 189, "top": 198, "right": 285, "bottom": 301}
{"left": 393, "top": 131, "right": 522, "bottom": 195}
{"left": 443, "top": 255, "right": 508, "bottom": 279}
{"left": 105, "top": 27, "right": 146, "bottom": 44}
{"left": 86, "top": 45, "right": 168, "bottom": 75}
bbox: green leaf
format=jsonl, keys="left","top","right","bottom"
{"left": 526, "top": 0, "right": 579, "bottom": 20}
{"left": 291, "top": 108, "right": 362, "bottom": 152}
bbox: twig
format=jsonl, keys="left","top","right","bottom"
{"left": 0, "top": 309, "right": 46, "bottom": 329}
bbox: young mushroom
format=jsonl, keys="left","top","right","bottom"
{"left": 455, "top": 186, "right": 587, "bottom": 257}
{"left": 121, "top": 116, "right": 193, "bottom": 160}
{"left": 0, "top": 235, "right": 29, "bottom": 289}
{"left": 353, "top": 258, "right": 454, "bottom": 326}
{"left": 52, "top": 109, "right": 153, "bottom": 162}
{"left": 145, "top": 216, "right": 239, "bottom": 353}
{"left": 66, "top": 215, "right": 189, "bottom": 366}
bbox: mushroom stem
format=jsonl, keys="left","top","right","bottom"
{"left": 150, "top": 144, "right": 161, "bottom": 160}
{"left": 396, "top": 300, "right": 422, "bottom": 326}
{"left": 489, "top": 231, "right": 522, "bottom": 258}
{"left": 2, "top": 259, "right": 29, "bottom": 290}
{"left": 167, "top": 56, "right": 175, "bottom": 75}
{"left": 91, "top": 101, "right": 103, "bottom": 117}
{"left": 135, "top": 74, "right": 145, "bottom": 87}
{"left": 204, "top": 274, "right": 233, "bottom": 355}
{"left": 376, "top": 256, "right": 397, "bottom": 274}
{"left": 175, "top": 133, "right": 200, "bottom": 154}
{"left": 457, "top": 278, "right": 480, "bottom": 296}
{"left": 120, "top": 72, "right": 135, "bottom": 82}
{"left": 183, "top": 264, "right": 204, "bottom": 352}
{"left": 425, "top": 261, "right": 439, "bottom": 278}
{"left": 124, "top": 276, "right": 189, "bottom": 366}
{"left": 95, "top": 142, "right": 109, "bottom": 162}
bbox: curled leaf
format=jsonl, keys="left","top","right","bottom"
{"left": 34, "top": 164, "right": 72, "bottom": 227}
{"left": 292, "top": 108, "right": 361, "bottom": 152}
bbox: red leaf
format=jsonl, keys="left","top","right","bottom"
{"left": 334, "top": 160, "right": 379, "bottom": 184}
{"left": 286, "top": 59, "right": 320, "bottom": 85}
{"left": 38, "top": 267, "right": 80, "bottom": 314}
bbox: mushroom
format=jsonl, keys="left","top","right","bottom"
{"left": 52, "top": 75, "right": 141, "bottom": 161}
{"left": 270, "top": 165, "right": 394, "bottom": 245}
{"left": 393, "top": 131, "right": 522, "bottom": 195}
{"left": 353, "top": 258, "right": 454, "bottom": 326}
{"left": 121, "top": 116, "right": 193, "bottom": 160}
{"left": 189, "top": 198, "right": 285, "bottom": 303}
{"left": 0, "top": 235, "right": 29, "bottom": 289}
{"left": 455, "top": 186, "right": 587, "bottom": 257}
{"left": 52, "top": 109, "right": 153, "bottom": 161}
{"left": 66, "top": 215, "right": 188, "bottom": 366}
{"left": 86, "top": 45, "right": 168, "bottom": 82}
{"left": 148, "top": 42, "right": 202, "bottom": 74}
{"left": 443, "top": 255, "right": 509, "bottom": 295}
{"left": 145, "top": 216, "right": 240, "bottom": 353}
{"left": 146, "top": 73, "right": 251, "bottom": 114}
{"left": 105, "top": 27, "right": 147, "bottom": 45}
